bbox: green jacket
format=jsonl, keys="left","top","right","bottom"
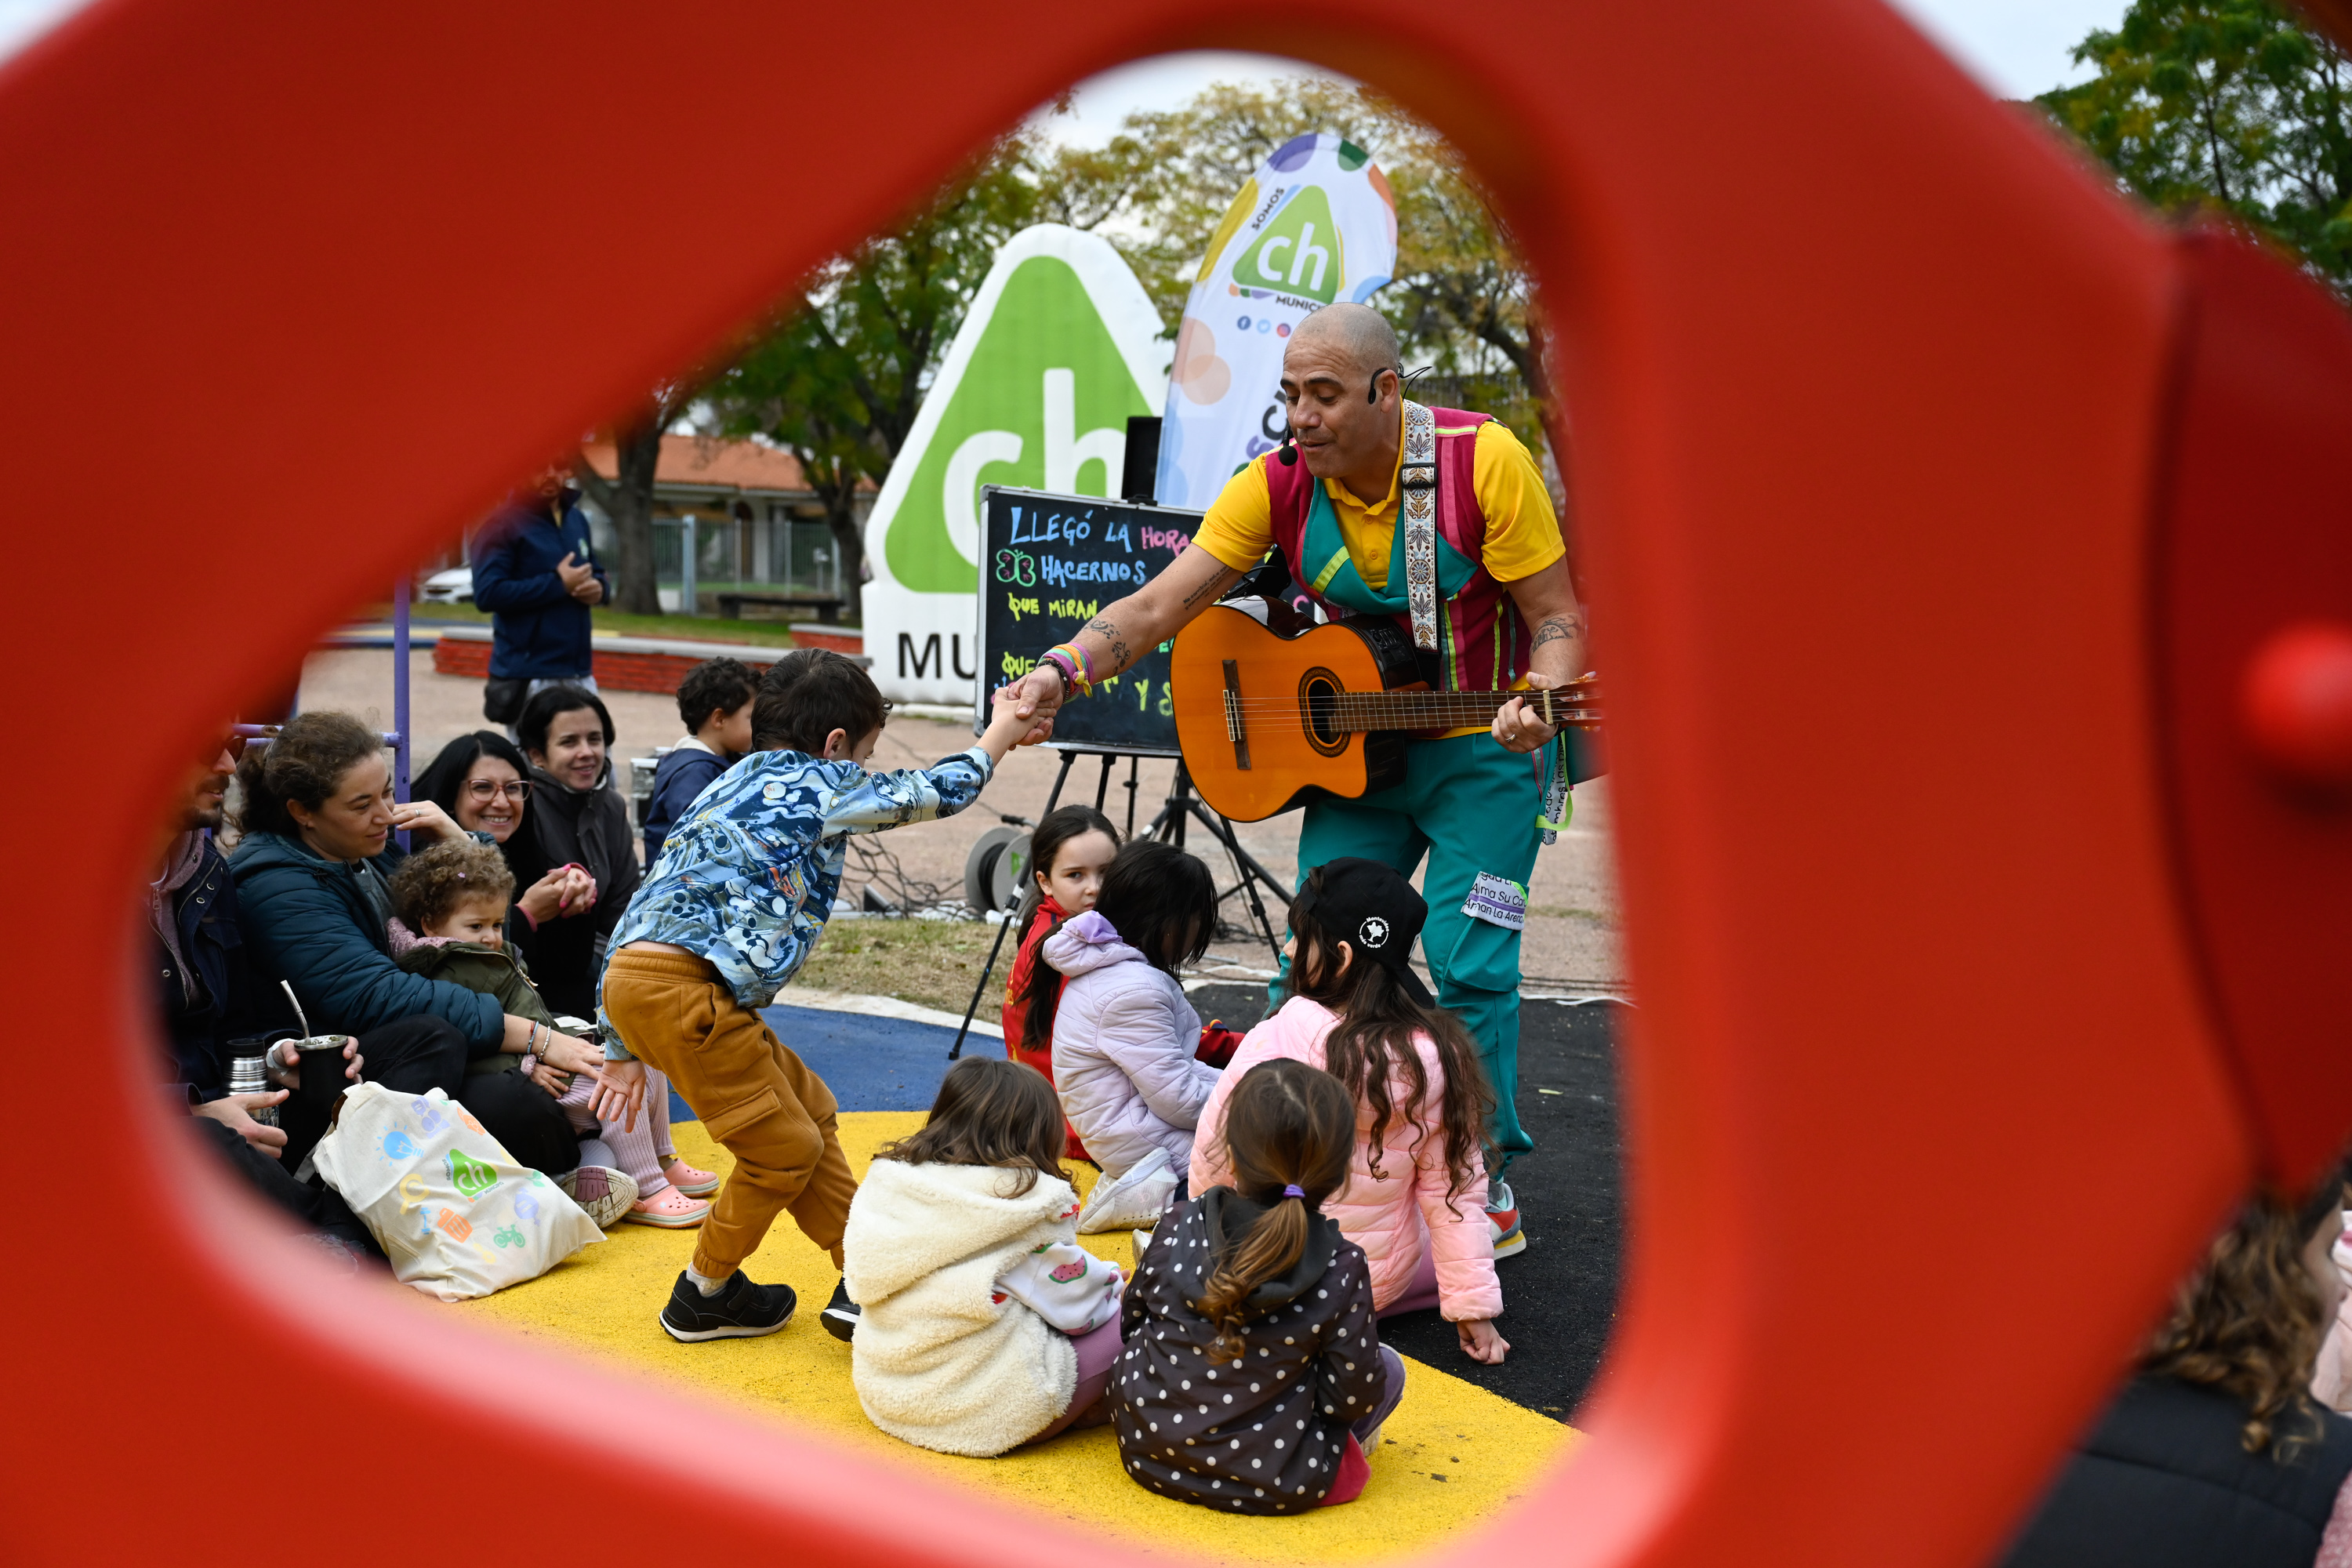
{"left": 394, "top": 940, "right": 556, "bottom": 1074}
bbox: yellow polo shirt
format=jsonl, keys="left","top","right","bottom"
{"left": 1190, "top": 413, "right": 1566, "bottom": 589}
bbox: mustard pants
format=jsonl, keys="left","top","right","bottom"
{"left": 601, "top": 949, "right": 855, "bottom": 1279}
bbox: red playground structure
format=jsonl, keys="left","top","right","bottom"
{"left": 9, "top": 1, "right": 2352, "bottom": 1564}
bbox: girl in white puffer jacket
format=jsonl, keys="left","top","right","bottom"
{"left": 1191, "top": 858, "right": 1510, "bottom": 1366}
{"left": 844, "top": 1056, "right": 1126, "bottom": 1457}
{"left": 1042, "top": 842, "right": 1225, "bottom": 1182}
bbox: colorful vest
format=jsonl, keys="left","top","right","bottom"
{"left": 1262, "top": 402, "right": 1530, "bottom": 695}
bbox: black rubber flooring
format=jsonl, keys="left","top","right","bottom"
{"left": 1186, "top": 985, "right": 1626, "bottom": 1425}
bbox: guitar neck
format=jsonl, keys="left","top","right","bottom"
{"left": 1330, "top": 686, "right": 1599, "bottom": 732}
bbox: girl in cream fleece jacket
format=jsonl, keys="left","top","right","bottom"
{"left": 844, "top": 1057, "right": 1126, "bottom": 1457}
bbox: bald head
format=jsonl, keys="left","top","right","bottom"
{"left": 1278, "top": 303, "right": 1407, "bottom": 493}
{"left": 1289, "top": 303, "right": 1399, "bottom": 379}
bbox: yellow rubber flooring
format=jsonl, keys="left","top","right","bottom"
{"left": 458, "top": 1112, "right": 1581, "bottom": 1565}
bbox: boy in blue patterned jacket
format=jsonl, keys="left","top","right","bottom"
{"left": 590, "top": 649, "right": 1035, "bottom": 1344}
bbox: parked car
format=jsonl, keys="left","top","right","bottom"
{"left": 418, "top": 566, "right": 473, "bottom": 604}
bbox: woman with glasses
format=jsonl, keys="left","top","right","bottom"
{"left": 414, "top": 730, "right": 596, "bottom": 934}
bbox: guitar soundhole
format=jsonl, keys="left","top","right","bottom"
{"left": 1299, "top": 667, "right": 1348, "bottom": 757}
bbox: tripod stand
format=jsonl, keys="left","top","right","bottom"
{"left": 949, "top": 749, "right": 1290, "bottom": 1058}
{"left": 1138, "top": 759, "right": 1288, "bottom": 964}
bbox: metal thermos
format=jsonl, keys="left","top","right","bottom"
{"left": 228, "top": 1053, "right": 278, "bottom": 1126}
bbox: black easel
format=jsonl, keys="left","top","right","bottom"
{"left": 1139, "top": 760, "right": 1287, "bottom": 965}
{"left": 948, "top": 749, "right": 1288, "bottom": 1058}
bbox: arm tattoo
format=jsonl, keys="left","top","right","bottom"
{"left": 1181, "top": 564, "right": 1242, "bottom": 609}
{"left": 1530, "top": 611, "right": 1587, "bottom": 652}
{"left": 1080, "top": 615, "right": 1134, "bottom": 677}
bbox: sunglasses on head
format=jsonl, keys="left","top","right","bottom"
{"left": 213, "top": 724, "right": 291, "bottom": 767}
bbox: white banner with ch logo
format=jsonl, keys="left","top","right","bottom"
{"left": 1154, "top": 132, "right": 1399, "bottom": 513}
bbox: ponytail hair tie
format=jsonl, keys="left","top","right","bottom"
{"left": 1281, "top": 1184, "right": 1305, "bottom": 1200}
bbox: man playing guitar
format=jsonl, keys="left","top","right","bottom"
{"left": 1006, "top": 303, "right": 1591, "bottom": 1253}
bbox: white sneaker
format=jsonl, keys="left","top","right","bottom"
{"left": 559, "top": 1164, "right": 640, "bottom": 1228}
{"left": 1133, "top": 1228, "right": 1154, "bottom": 1258}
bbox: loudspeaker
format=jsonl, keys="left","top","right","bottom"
{"left": 1120, "top": 415, "right": 1162, "bottom": 504}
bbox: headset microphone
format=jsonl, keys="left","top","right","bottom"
{"left": 1279, "top": 365, "right": 1403, "bottom": 461}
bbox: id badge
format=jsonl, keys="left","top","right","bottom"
{"left": 1461, "top": 871, "right": 1528, "bottom": 931}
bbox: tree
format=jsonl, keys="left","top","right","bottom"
{"left": 704, "top": 136, "right": 1042, "bottom": 622}
{"left": 2038, "top": 0, "right": 2352, "bottom": 286}
{"left": 572, "top": 381, "right": 695, "bottom": 616}
{"left": 698, "top": 82, "right": 1555, "bottom": 621}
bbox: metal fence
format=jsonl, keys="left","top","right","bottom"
{"left": 649, "top": 514, "right": 843, "bottom": 611}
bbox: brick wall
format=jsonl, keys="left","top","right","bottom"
{"left": 432, "top": 637, "right": 492, "bottom": 679}
{"left": 430, "top": 637, "right": 786, "bottom": 695}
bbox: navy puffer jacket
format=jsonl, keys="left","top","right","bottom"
{"left": 470, "top": 489, "right": 607, "bottom": 680}
{"left": 227, "top": 831, "right": 503, "bottom": 1051}
{"left": 1999, "top": 1374, "right": 2352, "bottom": 1568}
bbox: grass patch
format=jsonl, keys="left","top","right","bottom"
{"left": 376, "top": 601, "right": 808, "bottom": 648}
{"left": 793, "top": 916, "right": 1016, "bottom": 1018}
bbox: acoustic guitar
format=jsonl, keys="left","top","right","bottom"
{"left": 1168, "top": 604, "right": 1602, "bottom": 822}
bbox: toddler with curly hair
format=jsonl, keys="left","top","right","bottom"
{"left": 388, "top": 837, "right": 715, "bottom": 1227}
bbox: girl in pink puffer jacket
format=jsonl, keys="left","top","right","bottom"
{"left": 1190, "top": 858, "right": 1509, "bottom": 1365}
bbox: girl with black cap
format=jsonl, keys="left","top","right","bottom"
{"left": 1189, "top": 858, "right": 1508, "bottom": 1365}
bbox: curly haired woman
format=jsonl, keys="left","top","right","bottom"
{"left": 2002, "top": 1162, "right": 2352, "bottom": 1568}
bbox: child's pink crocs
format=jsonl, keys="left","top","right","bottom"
{"left": 625, "top": 1185, "right": 710, "bottom": 1228}
{"left": 662, "top": 1158, "right": 720, "bottom": 1197}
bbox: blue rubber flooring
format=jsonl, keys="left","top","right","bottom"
{"left": 662, "top": 1002, "right": 973, "bottom": 1123}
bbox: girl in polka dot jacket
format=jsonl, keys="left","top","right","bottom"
{"left": 1112, "top": 1058, "right": 1404, "bottom": 1514}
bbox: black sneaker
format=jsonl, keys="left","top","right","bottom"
{"left": 821, "top": 1277, "right": 860, "bottom": 1342}
{"left": 659, "top": 1269, "right": 797, "bottom": 1342}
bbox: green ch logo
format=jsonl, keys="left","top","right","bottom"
{"left": 881, "top": 254, "right": 1154, "bottom": 594}
{"left": 445, "top": 1148, "right": 499, "bottom": 1202}
{"left": 1247, "top": 186, "right": 1341, "bottom": 304}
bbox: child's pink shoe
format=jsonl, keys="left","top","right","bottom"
{"left": 625, "top": 1185, "right": 710, "bottom": 1229}
{"left": 662, "top": 1158, "right": 720, "bottom": 1197}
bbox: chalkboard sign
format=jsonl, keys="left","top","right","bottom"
{"left": 974, "top": 485, "right": 1207, "bottom": 756}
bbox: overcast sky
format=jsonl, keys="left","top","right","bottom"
{"left": 1034, "top": 2, "right": 2128, "bottom": 147}
{"left": 0, "top": 0, "right": 2126, "bottom": 134}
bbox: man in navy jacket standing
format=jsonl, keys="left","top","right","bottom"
{"left": 472, "top": 463, "right": 610, "bottom": 705}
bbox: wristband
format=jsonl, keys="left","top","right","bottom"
{"left": 1042, "top": 642, "right": 1094, "bottom": 698}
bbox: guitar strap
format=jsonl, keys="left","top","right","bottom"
{"left": 1399, "top": 400, "right": 1441, "bottom": 652}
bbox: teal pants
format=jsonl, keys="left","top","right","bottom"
{"left": 1272, "top": 731, "right": 1540, "bottom": 1171}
